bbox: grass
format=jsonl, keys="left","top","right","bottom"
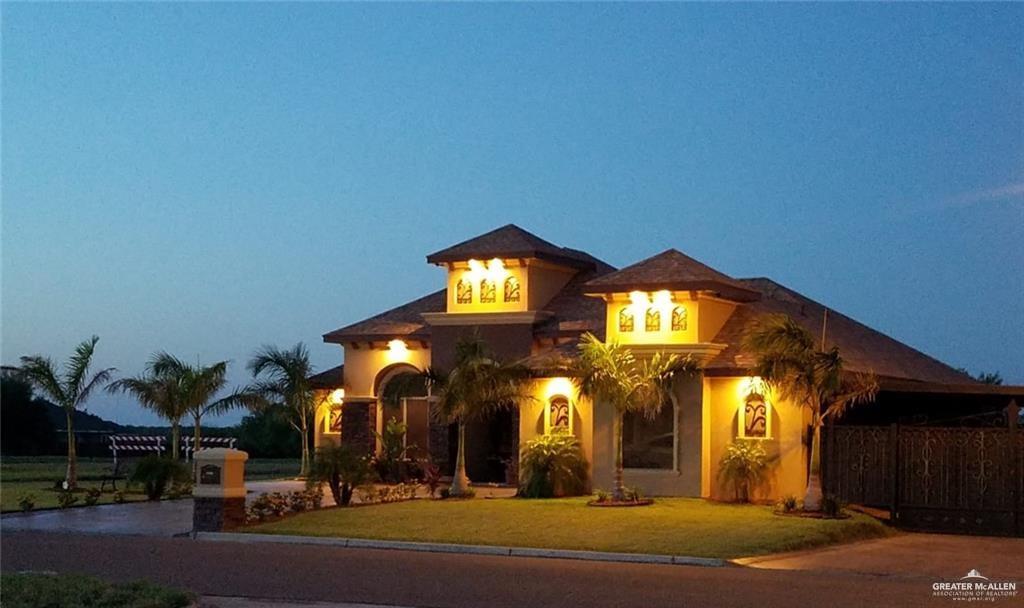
{"left": 0, "top": 573, "right": 193, "bottom": 608}
{"left": 0, "top": 456, "right": 301, "bottom": 512}
{"left": 247, "top": 496, "right": 893, "bottom": 559}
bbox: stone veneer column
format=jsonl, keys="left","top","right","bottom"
{"left": 341, "top": 401, "right": 376, "bottom": 457}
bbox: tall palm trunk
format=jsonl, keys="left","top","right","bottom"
{"left": 804, "top": 415, "right": 824, "bottom": 511}
{"left": 612, "top": 411, "right": 625, "bottom": 501}
{"left": 298, "top": 416, "right": 310, "bottom": 478}
{"left": 450, "top": 420, "right": 470, "bottom": 496}
{"left": 65, "top": 410, "right": 78, "bottom": 490}
{"left": 192, "top": 415, "right": 202, "bottom": 477}
{"left": 170, "top": 421, "right": 181, "bottom": 460}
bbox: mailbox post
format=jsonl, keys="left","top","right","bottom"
{"left": 192, "top": 448, "right": 248, "bottom": 532}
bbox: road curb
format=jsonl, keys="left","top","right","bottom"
{"left": 195, "top": 532, "right": 727, "bottom": 567}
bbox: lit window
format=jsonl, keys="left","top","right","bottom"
{"left": 645, "top": 307, "right": 661, "bottom": 332}
{"left": 547, "top": 395, "right": 570, "bottom": 433}
{"left": 503, "top": 276, "right": 520, "bottom": 303}
{"left": 618, "top": 308, "right": 635, "bottom": 332}
{"left": 671, "top": 306, "right": 687, "bottom": 331}
{"left": 456, "top": 279, "right": 472, "bottom": 304}
{"left": 327, "top": 407, "right": 342, "bottom": 434}
{"left": 480, "top": 279, "right": 496, "bottom": 303}
{"left": 741, "top": 393, "right": 768, "bottom": 438}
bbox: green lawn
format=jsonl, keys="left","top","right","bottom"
{"left": 0, "top": 456, "right": 301, "bottom": 512}
{"left": 247, "top": 497, "right": 893, "bottom": 559}
{"left": 1, "top": 573, "right": 192, "bottom": 608}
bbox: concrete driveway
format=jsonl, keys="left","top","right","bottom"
{"left": 0, "top": 481, "right": 515, "bottom": 537}
{"left": 739, "top": 532, "right": 1024, "bottom": 581}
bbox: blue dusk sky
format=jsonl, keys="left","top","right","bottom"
{"left": 2, "top": 3, "right": 1022, "bottom": 426}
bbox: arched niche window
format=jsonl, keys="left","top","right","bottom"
{"left": 671, "top": 306, "right": 687, "bottom": 331}
{"left": 645, "top": 307, "right": 661, "bottom": 332}
{"left": 456, "top": 279, "right": 472, "bottom": 304}
{"left": 546, "top": 395, "right": 571, "bottom": 434}
{"left": 480, "top": 279, "right": 496, "bottom": 303}
{"left": 740, "top": 393, "right": 769, "bottom": 439}
{"left": 503, "top": 276, "right": 520, "bottom": 303}
{"left": 618, "top": 308, "right": 635, "bottom": 332}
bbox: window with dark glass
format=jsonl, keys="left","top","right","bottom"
{"left": 671, "top": 306, "right": 687, "bottom": 331}
{"left": 619, "top": 308, "right": 635, "bottom": 332}
{"left": 503, "top": 277, "right": 520, "bottom": 303}
{"left": 480, "top": 279, "right": 496, "bottom": 303}
{"left": 645, "top": 308, "right": 661, "bottom": 332}
{"left": 456, "top": 279, "right": 472, "bottom": 304}
{"left": 623, "top": 398, "right": 674, "bottom": 469}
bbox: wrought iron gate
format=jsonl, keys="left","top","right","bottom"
{"left": 824, "top": 425, "right": 1024, "bottom": 537}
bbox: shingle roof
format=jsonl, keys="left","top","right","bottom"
{"left": 704, "top": 278, "right": 975, "bottom": 384}
{"left": 426, "top": 224, "right": 597, "bottom": 269}
{"left": 322, "top": 290, "right": 445, "bottom": 343}
{"left": 309, "top": 364, "right": 344, "bottom": 389}
{"left": 583, "top": 249, "right": 761, "bottom": 302}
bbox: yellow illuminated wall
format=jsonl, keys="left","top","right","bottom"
{"left": 702, "top": 376, "right": 808, "bottom": 501}
{"left": 518, "top": 377, "right": 594, "bottom": 487}
{"left": 444, "top": 258, "right": 577, "bottom": 314}
{"left": 603, "top": 291, "right": 738, "bottom": 345}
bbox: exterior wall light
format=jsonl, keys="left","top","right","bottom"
{"left": 386, "top": 339, "right": 410, "bottom": 363}
{"left": 330, "top": 388, "right": 345, "bottom": 405}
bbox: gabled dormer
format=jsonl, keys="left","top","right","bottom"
{"left": 425, "top": 224, "right": 596, "bottom": 316}
{"left": 583, "top": 249, "right": 760, "bottom": 357}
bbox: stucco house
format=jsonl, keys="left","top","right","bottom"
{"left": 310, "top": 224, "right": 990, "bottom": 501}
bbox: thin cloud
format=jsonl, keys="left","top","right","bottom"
{"left": 945, "top": 182, "right": 1024, "bottom": 208}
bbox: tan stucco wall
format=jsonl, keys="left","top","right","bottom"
{"left": 703, "top": 376, "right": 808, "bottom": 501}
{"left": 588, "top": 375, "right": 704, "bottom": 496}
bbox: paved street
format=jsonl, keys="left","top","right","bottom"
{"left": 741, "top": 532, "right": 1024, "bottom": 582}
{"left": 1, "top": 531, "right": 975, "bottom": 608}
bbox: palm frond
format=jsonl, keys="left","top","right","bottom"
{"left": 64, "top": 335, "right": 100, "bottom": 402}
{"left": 17, "top": 355, "right": 67, "bottom": 406}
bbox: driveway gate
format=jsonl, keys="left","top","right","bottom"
{"left": 824, "top": 425, "right": 1024, "bottom": 537}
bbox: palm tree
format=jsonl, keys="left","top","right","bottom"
{"left": 18, "top": 336, "right": 116, "bottom": 490}
{"left": 382, "top": 336, "right": 534, "bottom": 497}
{"left": 108, "top": 354, "right": 190, "bottom": 460}
{"left": 247, "top": 344, "right": 316, "bottom": 478}
{"left": 743, "top": 313, "right": 878, "bottom": 511}
{"left": 571, "top": 333, "right": 697, "bottom": 501}
{"left": 149, "top": 353, "right": 251, "bottom": 465}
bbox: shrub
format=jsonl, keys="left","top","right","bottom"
{"left": 311, "top": 444, "right": 375, "bottom": 506}
{"left": 57, "top": 490, "right": 78, "bottom": 509}
{"left": 421, "top": 463, "right": 442, "bottom": 498}
{"left": 593, "top": 489, "right": 610, "bottom": 503}
{"left": 113, "top": 491, "right": 125, "bottom": 504}
{"left": 373, "top": 417, "right": 413, "bottom": 483}
{"left": 1, "top": 572, "right": 193, "bottom": 608}
{"left": 623, "top": 486, "right": 645, "bottom": 502}
{"left": 821, "top": 494, "right": 846, "bottom": 518}
{"left": 377, "top": 482, "right": 417, "bottom": 503}
{"left": 247, "top": 492, "right": 291, "bottom": 521}
{"left": 130, "top": 456, "right": 191, "bottom": 501}
{"left": 718, "top": 439, "right": 774, "bottom": 503}
{"left": 439, "top": 487, "right": 451, "bottom": 500}
{"left": 777, "top": 494, "right": 799, "bottom": 513}
{"left": 17, "top": 494, "right": 35, "bottom": 512}
{"left": 83, "top": 487, "right": 101, "bottom": 506}
{"left": 518, "top": 433, "right": 588, "bottom": 498}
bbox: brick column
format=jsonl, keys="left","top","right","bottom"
{"left": 341, "top": 401, "right": 376, "bottom": 456}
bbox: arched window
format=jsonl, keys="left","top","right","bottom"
{"left": 503, "top": 276, "right": 520, "bottom": 303}
{"left": 741, "top": 393, "right": 768, "bottom": 439}
{"left": 547, "top": 395, "right": 571, "bottom": 433}
{"left": 480, "top": 279, "right": 496, "bottom": 303}
{"left": 618, "top": 308, "right": 635, "bottom": 332}
{"left": 456, "top": 279, "right": 472, "bottom": 304}
{"left": 645, "top": 307, "right": 661, "bottom": 332}
{"left": 671, "top": 306, "right": 687, "bottom": 331}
